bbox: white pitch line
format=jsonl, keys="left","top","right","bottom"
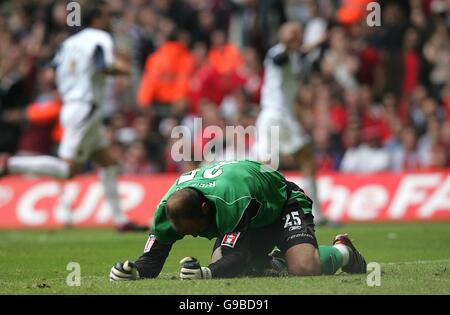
{"left": 381, "top": 259, "right": 450, "bottom": 265}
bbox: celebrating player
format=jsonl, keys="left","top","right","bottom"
{"left": 252, "top": 22, "right": 327, "bottom": 225}
{"left": 109, "top": 160, "right": 366, "bottom": 280}
{"left": 0, "top": 1, "right": 147, "bottom": 232}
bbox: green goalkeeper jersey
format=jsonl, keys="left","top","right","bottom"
{"left": 152, "top": 160, "right": 311, "bottom": 244}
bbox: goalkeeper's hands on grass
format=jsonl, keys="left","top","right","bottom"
{"left": 110, "top": 260, "right": 140, "bottom": 281}
{"left": 179, "top": 257, "right": 212, "bottom": 280}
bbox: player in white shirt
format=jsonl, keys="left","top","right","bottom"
{"left": 0, "top": 1, "right": 147, "bottom": 232}
{"left": 252, "top": 22, "right": 327, "bottom": 225}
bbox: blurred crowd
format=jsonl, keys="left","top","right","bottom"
{"left": 1, "top": 0, "right": 449, "bottom": 174}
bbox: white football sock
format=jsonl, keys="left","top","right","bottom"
{"left": 100, "top": 166, "right": 128, "bottom": 225}
{"left": 8, "top": 156, "right": 70, "bottom": 179}
{"left": 54, "top": 183, "right": 74, "bottom": 225}
{"left": 333, "top": 244, "right": 350, "bottom": 266}
{"left": 304, "top": 176, "right": 323, "bottom": 220}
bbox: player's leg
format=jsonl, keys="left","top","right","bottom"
{"left": 295, "top": 142, "right": 324, "bottom": 223}
{"left": 278, "top": 207, "right": 336, "bottom": 276}
{"left": 316, "top": 236, "right": 367, "bottom": 275}
{"left": 210, "top": 229, "right": 278, "bottom": 278}
{"left": 251, "top": 110, "right": 274, "bottom": 165}
{"left": 87, "top": 113, "right": 147, "bottom": 231}
{"left": 91, "top": 147, "right": 130, "bottom": 226}
{"left": 1, "top": 104, "right": 82, "bottom": 179}
{"left": 280, "top": 181, "right": 366, "bottom": 275}
{"left": 276, "top": 186, "right": 322, "bottom": 276}
{"left": 284, "top": 243, "right": 321, "bottom": 276}
{"left": 55, "top": 180, "right": 75, "bottom": 226}
{"left": 91, "top": 147, "right": 148, "bottom": 232}
{"left": 3, "top": 154, "right": 78, "bottom": 179}
{"left": 288, "top": 116, "right": 329, "bottom": 225}
{"left": 329, "top": 234, "right": 367, "bottom": 274}
{"left": 210, "top": 227, "right": 283, "bottom": 278}
{"left": 254, "top": 113, "right": 327, "bottom": 225}
{"left": 209, "top": 232, "right": 252, "bottom": 278}
{"left": 2, "top": 103, "right": 96, "bottom": 179}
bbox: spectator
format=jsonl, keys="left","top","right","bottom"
{"left": 312, "top": 126, "right": 343, "bottom": 172}
{"left": 136, "top": 31, "right": 194, "bottom": 109}
{"left": 122, "top": 141, "right": 157, "bottom": 174}
{"left": 390, "top": 126, "right": 422, "bottom": 171}
{"left": 417, "top": 116, "right": 442, "bottom": 168}
{"left": 321, "top": 26, "right": 360, "bottom": 90}
{"left": 208, "top": 29, "right": 243, "bottom": 76}
{"left": 381, "top": 1, "right": 408, "bottom": 97}
{"left": 189, "top": 41, "right": 224, "bottom": 115}
{"left": 193, "top": 99, "right": 226, "bottom": 163}
{"left": 235, "top": 46, "right": 263, "bottom": 104}
{"left": 340, "top": 126, "right": 390, "bottom": 173}
{"left": 402, "top": 28, "right": 421, "bottom": 98}
{"left": 423, "top": 20, "right": 450, "bottom": 101}
{"left": 136, "top": 30, "right": 194, "bottom": 138}
{"left": 427, "top": 144, "right": 448, "bottom": 170}
{"left": 222, "top": 110, "right": 257, "bottom": 162}
{"left": 382, "top": 93, "right": 404, "bottom": 151}
{"left": 1, "top": 0, "right": 449, "bottom": 174}
{"left": 440, "top": 121, "right": 450, "bottom": 152}
{"left": 191, "top": 8, "right": 215, "bottom": 47}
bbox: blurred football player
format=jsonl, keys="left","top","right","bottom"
{"left": 109, "top": 160, "right": 366, "bottom": 280}
{"left": 252, "top": 22, "right": 327, "bottom": 225}
{"left": 0, "top": 1, "right": 147, "bottom": 232}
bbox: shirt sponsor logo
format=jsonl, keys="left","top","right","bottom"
{"left": 287, "top": 233, "right": 314, "bottom": 241}
{"left": 221, "top": 232, "right": 241, "bottom": 248}
{"left": 144, "top": 235, "right": 156, "bottom": 253}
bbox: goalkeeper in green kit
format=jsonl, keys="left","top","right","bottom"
{"left": 110, "top": 160, "right": 366, "bottom": 280}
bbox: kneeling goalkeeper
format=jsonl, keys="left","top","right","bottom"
{"left": 110, "top": 160, "right": 366, "bottom": 280}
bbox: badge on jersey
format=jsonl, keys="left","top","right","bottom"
{"left": 221, "top": 232, "right": 241, "bottom": 248}
{"left": 144, "top": 235, "right": 156, "bottom": 253}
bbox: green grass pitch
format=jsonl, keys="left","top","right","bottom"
{"left": 1, "top": 223, "right": 449, "bottom": 295}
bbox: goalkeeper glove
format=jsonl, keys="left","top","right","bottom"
{"left": 179, "top": 257, "right": 212, "bottom": 280}
{"left": 110, "top": 260, "right": 140, "bottom": 281}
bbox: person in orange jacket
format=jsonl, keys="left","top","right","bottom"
{"left": 137, "top": 32, "right": 194, "bottom": 109}
{"left": 208, "top": 29, "right": 243, "bottom": 76}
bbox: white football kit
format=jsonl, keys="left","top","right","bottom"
{"left": 53, "top": 28, "right": 114, "bottom": 162}
{"left": 6, "top": 28, "right": 133, "bottom": 226}
{"left": 253, "top": 43, "right": 310, "bottom": 159}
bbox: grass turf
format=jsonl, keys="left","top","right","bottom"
{"left": 0, "top": 223, "right": 449, "bottom": 294}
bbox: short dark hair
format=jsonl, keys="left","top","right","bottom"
{"left": 82, "top": 0, "right": 107, "bottom": 27}
{"left": 165, "top": 188, "right": 207, "bottom": 221}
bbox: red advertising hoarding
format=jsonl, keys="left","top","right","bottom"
{"left": 0, "top": 171, "right": 449, "bottom": 228}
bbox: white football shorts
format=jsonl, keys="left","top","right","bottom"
{"left": 252, "top": 110, "right": 310, "bottom": 160}
{"left": 58, "top": 102, "right": 108, "bottom": 163}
